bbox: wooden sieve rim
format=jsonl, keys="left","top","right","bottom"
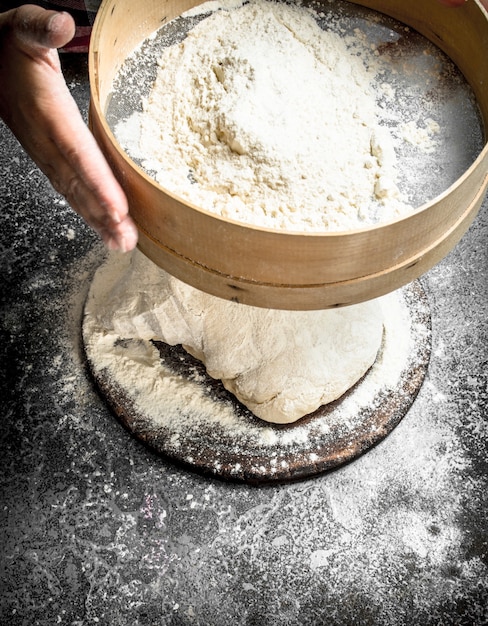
{"left": 89, "top": 0, "right": 488, "bottom": 309}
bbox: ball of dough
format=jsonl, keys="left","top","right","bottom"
{"left": 85, "top": 250, "right": 384, "bottom": 424}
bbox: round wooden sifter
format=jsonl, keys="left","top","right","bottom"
{"left": 88, "top": 0, "right": 488, "bottom": 310}
{"left": 84, "top": 281, "right": 431, "bottom": 484}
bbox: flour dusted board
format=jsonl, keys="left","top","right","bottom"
{"left": 83, "top": 280, "right": 431, "bottom": 483}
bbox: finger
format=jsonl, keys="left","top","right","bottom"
{"left": 11, "top": 5, "right": 75, "bottom": 51}
{"left": 56, "top": 117, "right": 132, "bottom": 228}
{"left": 53, "top": 164, "right": 138, "bottom": 248}
{"left": 13, "top": 72, "right": 138, "bottom": 250}
{"left": 24, "top": 68, "right": 132, "bottom": 227}
{"left": 100, "top": 217, "right": 140, "bottom": 253}
{"left": 37, "top": 144, "right": 138, "bottom": 252}
{"left": 37, "top": 136, "right": 138, "bottom": 251}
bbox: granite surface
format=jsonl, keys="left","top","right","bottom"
{"left": 1, "top": 53, "right": 487, "bottom": 626}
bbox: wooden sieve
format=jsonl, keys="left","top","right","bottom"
{"left": 89, "top": 0, "right": 488, "bottom": 310}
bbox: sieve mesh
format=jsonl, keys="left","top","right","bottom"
{"left": 104, "top": 0, "right": 483, "bottom": 208}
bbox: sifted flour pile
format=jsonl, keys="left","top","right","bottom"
{"left": 116, "top": 0, "right": 413, "bottom": 231}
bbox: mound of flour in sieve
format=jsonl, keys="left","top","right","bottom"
{"left": 83, "top": 251, "right": 384, "bottom": 424}
{"left": 116, "top": 0, "right": 413, "bottom": 231}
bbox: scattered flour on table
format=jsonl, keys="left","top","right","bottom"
{"left": 19, "top": 232, "right": 484, "bottom": 621}
{"left": 115, "top": 0, "right": 414, "bottom": 231}
{"left": 34, "top": 246, "right": 485, "bottom": 622}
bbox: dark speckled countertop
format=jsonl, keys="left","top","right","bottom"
{"left": 1, "top": 53, "right": 487, "bottom": 626}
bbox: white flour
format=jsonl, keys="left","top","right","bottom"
{"left": 83, "top": 250, "right": 385, "bottom": 424}
{"left": 116, "top": 0, "right": 413, "bottom": 231}
{"left": 34, "top": 243, "right": 485, "bottom": 622}
{"left": 81, "top": 250, "right": 422, "bottom": 451}
{"left": 79, "top": 248, "right": 434, "bottom": 487}
{"left": 400, "top": 118, "right": 441, "bottom": 153}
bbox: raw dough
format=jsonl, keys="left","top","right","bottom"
{"left": 83, "top": 251, "right": 384, "bottom": 424}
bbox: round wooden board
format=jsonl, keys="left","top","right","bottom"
{"left": 84, "top": 281, "right": 431, "bottom": 484}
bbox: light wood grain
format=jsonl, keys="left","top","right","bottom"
{"left": 89, "top": 0, "right": 488, "bottom": 309}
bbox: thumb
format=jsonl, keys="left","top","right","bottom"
{"left": 12, "top": 5, "right": 76, "bottom": 51}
